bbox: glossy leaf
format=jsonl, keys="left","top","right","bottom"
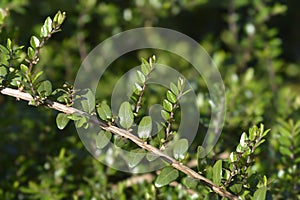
{"left": 44, "top": 17, "right": 52, "bottom": 35}
{"left": 96, "top": 130, "right": 112, "bottom": 149}
{"left": 138, "top": 116, "right": 152, "bottom": 139}
{"left": 240, "top": 132, "right": 248, "bottom": 148}
{"left": 155, "top": 167, "right": 179, "bottom": 187}
{"left": 27, "top": 47, "right": 35, "bottom": 59}
{"left": 166, "top": 90, "right": 177, "bottom": 103}
{"left": 118, "top": 101, "right": 134, "bottom": 129}
{"left": 212, "top": 160, "right": 222, "bottom": 186}
{"left": 173, "top": 139, "right": 188, "bottom": 160}
{"left": 163, "top": 99, "right": 173, "bottom": 112}
{"left": 56, "top": 113, "right": 70, "bottom": 130}
{"left": 30, "top": 36, "right": 40, "bottom": 49}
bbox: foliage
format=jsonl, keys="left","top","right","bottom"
{"left": 0, "top": 0, "right": 300, "bottom": 199}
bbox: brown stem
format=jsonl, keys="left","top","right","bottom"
{"left": 0, "top": 87, "right": 239, "bottom": 200}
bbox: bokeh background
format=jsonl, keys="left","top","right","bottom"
{"left": 0, "top": 0, "right": 299, "bottom": 199}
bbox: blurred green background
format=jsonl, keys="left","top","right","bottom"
{"left": 0, "top": 0, "right": 300, "bottom": 199}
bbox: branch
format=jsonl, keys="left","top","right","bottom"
{"left": 0, "top": 87, "right": 239, "bottom": 200}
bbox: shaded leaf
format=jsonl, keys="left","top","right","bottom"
{"left": 80, "top": 89, "right": 95, "bottom": 113}
{"left": 136, "top": 70, "right": 146, "bottom": 84}
{"left": 125, "top": 149, "right": 145, "bottom": 168}
{"left": 155, "top": 167, "right": 179, "bottom": 187}
{"left": 96, "top": 130, "right": 112, "bottom": 149}
{"left": 141, "top": 58, "right": 150, "bottom": 75}
{"left": 37, "top": 80, "right": 52, "bottom": 97}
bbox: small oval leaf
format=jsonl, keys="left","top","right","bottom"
{"left": 170, "top": 82, "right": 179, "bottom": 95}
{"left": 97, "top": 103, "right": 112, "bottom": 121}
{"left": 155, "top": 167, "right": 179, "bottom": 187}
{"left": 212, "top": 160, "right": 222, "bottom": 186}
{"left": 163, "top": 99, "right": 173, "bottom": 112}
{"left": 37, "top": 80, "right": 52, "bottom": 97}
{"left": 138, "top": 116, "right": 152, "bottom": 139}
{"left": 118, "top": 101, "right": 134, "bottom": 129}
{"left": 96, "top": 130, "right": 112, "bottom": 149}
{"left": 56, "top": 113, "right": 70, "bottom": 130}
{"left": 125, "top": 149, "right": 146, "bottom": 168}
{"left": 173, "top": 139, "right": 188, "bottom": 160}
{"left": 161, "top": 110, "right": 170, "bottom": 121}
{"left": 30, "top": 36, "right": 40, "bottom": 49}
{"left": 166, "top": 90, "right": 177, "bottom": 103}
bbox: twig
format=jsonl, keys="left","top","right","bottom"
{"left": 0, "top": 87, "right": 239, "bottom": 200}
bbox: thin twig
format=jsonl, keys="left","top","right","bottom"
{"left": 0, "top": 87, "right": 239, "bottom": 200}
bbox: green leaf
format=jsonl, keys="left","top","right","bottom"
{"left": 161, "top": 110, "right": 170, "bottom": 121}
{"left": 138, "top": 116, "right": 152, "bottom": 139}
{"left": 170, "top": 82, "right": 179, "bottom": 95}
{"left": 141, "top": 58, "right": 150, "bottom": 75}
{"left": 44, "top": 17, "right": 52, "bottom": 35}
{"left": 163, "top": 99, "right": 173, "bottom": 112}
{"left": 182, "top": 177, "right": 198, "bottom": 189}
{"left": 166, "top": 90, "right": 177, "bottom": 103}
{"left": 204, "top": 193, "right": 219, "bottom": 200}
{"left": 212, "top": 160, "right": 222, "bottom": 186}
{"left": 229, "top": 183, "right": 242, "bottom": 194}
{"left": 6, "top": 38, "right": 12, "bottom": 50}
{"left": 96, "top": 130, "right": 112, "bottom": 149}
{"left": 80, "top": 89, "right": 95, "bottom": 113}
{"left": 146, "top": 153, "right": 159, "bottom": 161}
{"left": 118, "top": 101, "right": 134, "bottom": 129}
{"left": 134, "top": 82, "right": 142, "bottom": 93}
{"left": 240, "top": 132, "right": 248, "bottom": 148}
{"left": 37, "top": 80, "right": 52, "bottom": 97}
{"left": 253, "top": 186, "right": 267, "bottom": 200}
{"left": 20, "top": 64, "right": 28, "bottom": 73}
{"left": 0, "top": 66, "right": 7, "bottom": 77}
{"left": 136, "top": 70, "right": 146, "bottom": 84}
{"left": 56, "top": 113, "right": 70, "bottom": 130}
{"left": 155, "top": 167, "right": 179, "bottom": 187}
{"left": 229, "top": 152, "right": 237, "bottom": 162}
{"left": 32, "top": 71, "right": 44, "bottom": 84}
{"left": 173, "top": 139, "right": 188, "bottom": 160}
{"left": 125, "top": 149, "right": 145, "bottom": 168}
{"left": 30, "top": 36, "right": 40, "bottom": 49}
{"left": 279, "top": 146, "right": 291, "bottom": 156}
{"left": 27, "top": 47, "right": 35, "bottom": 59}
{"left": 97, "top": 103, "right": 112, "bottom": 121}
